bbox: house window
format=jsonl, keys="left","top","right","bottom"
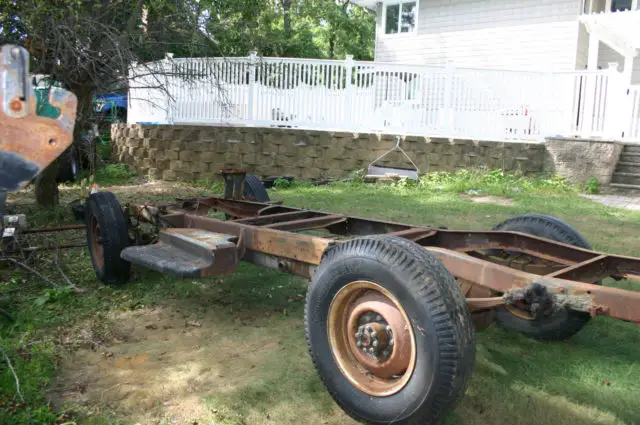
{"left": 385, "top": 2, "right": 417, "bottom": 35}
{"left": 611, "top": 0, "right": 632, "bottom": 11}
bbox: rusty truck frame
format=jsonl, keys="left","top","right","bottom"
{"left": 82, "top": 171, "right": 640, "bottom": 425}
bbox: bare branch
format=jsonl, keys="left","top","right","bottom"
{"left": 0, "top": 344, "right": 24, "bottom": 403}
{"left": 0, "top": 257, "right": 59, "bottom": 288}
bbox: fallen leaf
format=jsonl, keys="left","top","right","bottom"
{"left": 186, "top": 320, "right": 202, "bottom": 328}
{"left": 145, "top": 323, "right": 158, "bottom": 330}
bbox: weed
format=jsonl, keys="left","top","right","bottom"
{"left": 584, "top": 177, "right": 601, "bottom": 194}
{"left": 33, "top": 286, "right": 75, "bottom": 307}
{"left": 273, "top": 177, "right": 292, "bottom": 189}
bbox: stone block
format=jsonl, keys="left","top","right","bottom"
{"left": 155, "top": 160, "right": 171, "bottom": 170}
{"left": 200, "top": 151, "right": 217, "bottom": 163}
{"left": 179, "top": 161, "right": 194, "bottom": 172}
{"left": 170, "top": 160, "right": 183, "bottom": 171}
{"left": 179, "top": 150, "right": 195, "bottom": 161}
{"left": 169, "top": 140, "right": 184, "bottom": 151}
{"left": 166, "top": 150, "right": 179, "bottom": 160}
{"left": 125, "top": 138, "right": 141, "bottom": 149}
{"left": 162, "top": 170, "right": 177, "bottom": 181}
{"left": 241, "top": 152, "right": 258, "bottom": 166}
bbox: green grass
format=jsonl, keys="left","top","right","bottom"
{"left": 1, "top": 170, "right": 639, "bottom": 425}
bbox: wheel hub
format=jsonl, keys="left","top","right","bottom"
{"left": 327, "top": 281, "right": 416, "bottom": 396}
{"left": 354, "top": 317, "right": 392, "bottom": 358}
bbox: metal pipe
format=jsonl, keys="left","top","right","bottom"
{"left": 23, "top": 224, "right": 85, "bottom": 234}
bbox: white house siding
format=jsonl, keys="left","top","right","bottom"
{"left": 374, "top": 0, "right": 583, "bottom": 71}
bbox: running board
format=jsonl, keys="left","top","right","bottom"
{"left": 121, "top": 229, "right": 238, "bottom": 278}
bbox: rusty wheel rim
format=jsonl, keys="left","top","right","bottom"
{"left": 89, "top": 214, "right": 104, "bottom": 270}
{"left": 327, "top": 281, "right": 416, "bottom": 397}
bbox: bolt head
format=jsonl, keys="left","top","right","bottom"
{"left": 382, "top": 350, "right": 389, "bottom": 357}
{"left": 376, "top": 314, "right": 382, "bottom": 321}
{"left": 368, "top": 347, "right": 375, "bottom": 354}
{"left": 372, "top": 340, "right": 378, "bottom": 347}
{"left": 370, "top": 331, "right": 377, "bottom": 338}
{"left": 389, "top": 338, "right": 394, "bottom": 346}
{"left": 356, "top": 340, "right": 362, "bottom": 348}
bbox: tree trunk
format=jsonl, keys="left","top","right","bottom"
{"left": 329, "top": 34, "right": 335, "bottom": 59}
{"left": 283, "top": 0, "right": 292, "bottom": 37}
{"left": 34, "top": 159, "right": 60, "bottom": 207}
{"left": 34, "top": 86, "right": 94, "bottom": 207}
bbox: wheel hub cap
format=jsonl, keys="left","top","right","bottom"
{"left": 327, "top": 281, "right": 417, "bottom": 396}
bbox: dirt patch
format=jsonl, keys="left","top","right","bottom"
{"left": 460, "top": 195, "right": 514, "bottom": 206}
{"left": 49, "top": 305, "right": 354, "bottom": 425}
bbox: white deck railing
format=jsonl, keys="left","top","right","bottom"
{"left": 625, "top": 86, "right": 640, "bottom": 141}
{"left": 128, "top": 55, "right": 636, "bottom": 142}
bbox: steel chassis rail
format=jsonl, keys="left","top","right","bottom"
{"left": 128, "top": 196, "right": 640, "bottom": 325}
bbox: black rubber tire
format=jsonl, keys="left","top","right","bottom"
{"left": 243, "top": 174, "right": 270, "bottom": 202}
{"left": 492, "top": 214, "right": 596, "bottom": 341}
{"left": 85, "top": 191, "right": 131, "bottom": 284}
{"left": 305, "top": 235, "right": 476, "bottom": 425}
{"left": 56, "top": 148, "right": 78, "bottom": 183}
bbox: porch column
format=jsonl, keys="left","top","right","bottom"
{"left": 623, "top": 55, "right": 634, "bottom": 85}
{"left": 588, "top": 35, "right": 600, "bottom": 70}
{"left": 632, "top": 0, "right": 638, "bottom": 11}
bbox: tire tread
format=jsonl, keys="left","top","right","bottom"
{"left": 305, "top": 235, "right": 475, "bottom": 425}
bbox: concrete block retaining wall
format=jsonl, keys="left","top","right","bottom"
{"left": 111, "top": 124, "right": 548, "bottom": 182}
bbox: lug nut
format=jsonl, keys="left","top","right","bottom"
{"left": 376, "top": 314, "right": 382, "bottom": 321}
{"left": 389, "top": 338, "right": 394, "bottom": 346}
{"left": 382, "top": 350, "right": 389, "bottom": 357}
{"left": 371, "top": 331, "right": 377, "bottom": 338}
{"left": 356, "top": 340, "right": 362, "bottom": 347}
{"left": 368, "top": 347, "right": 375, "bottom": 354}
{"left": 372, "top": 340, "right": 378, "bottom": 348}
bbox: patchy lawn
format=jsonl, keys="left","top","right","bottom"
{"left": 1, "top": 172, "right": 639, "bottom": 425}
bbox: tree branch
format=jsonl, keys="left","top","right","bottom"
{"left": 0, "top": 344, "right": 24, "bottom": 403}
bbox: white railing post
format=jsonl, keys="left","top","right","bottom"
{"left": 344, "top": 55, "right": 354, "bottom": 127}
{"left": 442, "top": 61, "right": 455, "bottom": 134}
{"left": 604, "top": 62, "right": 623, "bottom": 139}
{"left": 248, "top": 51, "right": 257, "bottom": 122}
{"left": 164, "top": 52, "right": 175, "bottom": 124}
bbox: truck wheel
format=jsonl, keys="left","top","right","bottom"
{"left": 243, "top": 174, "right": 270, "bottom": 202}
{"left": 305, "top": 235, "right": 475, "bottom": 425}
{"left": 56, "top": 148, "right": 78, "bottom": 183}
{"left": 492, "top": 214, "right": 596, "bottom": 340}
{"left": 85, "top": 191, "right": 131, "bottom": 284}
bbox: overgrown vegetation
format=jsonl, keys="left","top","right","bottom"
{"left": 1, "top": 172, "right": 638, "bottom": 425}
